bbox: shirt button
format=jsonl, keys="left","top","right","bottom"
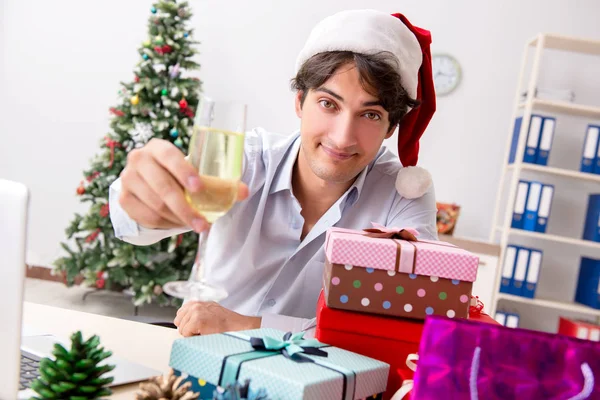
{"left": 266, "top": 299, "right": 276, "bottom": 307}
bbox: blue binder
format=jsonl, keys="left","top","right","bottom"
{"left": 511, "top": 247, "right": 530, "bottom": 296}
{"left": 537, "top": 117, "right": 555, "bottom": 166}
{"left": 494, "top": 312, "right": 507, "bottom": 326}
{"left": 524, "top": 115, "right": 543, "bottom": 164}
{"left": 523, "top": 249, "right": 542, "bottom": 298}
{"left": 583, "top": 194, "right": 600, "bottom": 242}
{"left": 505, "top": 312, "right": 520, "bottom": 328}
{"left": 500, "top": 245, "right": 517, "bottom": 294}
{"left": 575, "top": 257, "right": 600, "bottom": 309}
{"left": 535, "top": 184, "right": 554, "bottom": 233}
{"left": 512, "top": 181, "right": 530, "bottom": 229}
{"left": 523, "top": 182, "right": 542, "bottom": 231}
{"left": 508, "top": 117, "right": 523, "bottom": 164}
{"left": 581, "top": 125, "right": 599, "bottom": 173}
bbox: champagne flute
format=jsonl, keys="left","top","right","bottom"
{"left": 163, "top": 95, "right": 246, "bottom": 302}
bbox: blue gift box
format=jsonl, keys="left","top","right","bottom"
{"left": 169, "top": 328, "right": 389, "bottom": 400}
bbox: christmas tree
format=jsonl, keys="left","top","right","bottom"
{"left": 54, "top": 0, "right": 201, "bottom": 306}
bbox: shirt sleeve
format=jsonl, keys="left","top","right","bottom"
{"left": 260, "top": 313, "right": 317, "bottom": 339}
{"left": 108, "top": 178, "right": 191, "bottom": 246}
{"left": 387, "top": 182, "right": 439, "bottom": 241}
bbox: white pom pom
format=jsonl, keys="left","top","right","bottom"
{"left": 395, "top": 166, "right": 432, "bottom": 199}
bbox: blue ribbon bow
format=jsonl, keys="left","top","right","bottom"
{"left": 249, "top": 331, "right": 328, "bottom": 360}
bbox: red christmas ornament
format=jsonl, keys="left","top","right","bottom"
{"left": 100, "top": 204, "right": 110, "bottom": 218}
{"left": 96, "top": 271, "right": 104, "bottom": 279}
{"left": 134, "top": 75, "right": 140, "bottom": 83}
{"left": 85, "top": 228, "right": 101, "bottom": 243}
{"left": 179, "top": 98, "right": 188, "bottom": 109}
{"left": 154, "top": 46, "right": 164, "bottom": 55}
{"left": 184, "top": 107, "right": 194, "bottom": 119}
{"left": 76, "top": 184, "right": 85, "bottom": 195}
{"left": 96, "top": 279, "right": 105, "bottom": 289}
{"left": 161, "top": 45, "right": 172, "bottom": 54}
{"left": 86, "top": 171, "right": 100, "bottom": 182}
{"left": 109, "top": 107, "right": 125, "bottom": 117}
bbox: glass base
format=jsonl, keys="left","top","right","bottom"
{"left": 163, "top": 280, "right": 229, "bottom": 303}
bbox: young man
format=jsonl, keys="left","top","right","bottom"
{"left": 109, "top": 9, "right": 438, "bottom": 336}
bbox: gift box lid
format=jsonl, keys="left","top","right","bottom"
{"left": 169, "top": 328, "right": 389, "bottom": 400}
{"left": 325, "top": 227, "right": 479, "bottom": 282}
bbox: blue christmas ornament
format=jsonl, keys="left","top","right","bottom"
{"left": 143, "top": 54, "right": 149, "bottom": 60}
{"left": 170, "top": 129, "right": 179, "bottom": 138}
{"left": 151, "top": 6, "right": 157, "bottom": 13}
{"left": 184, "top": 32, "right": 189, "bottom": 38}
{"left": 174, "top": 137, "right": 183, "bottom": 147}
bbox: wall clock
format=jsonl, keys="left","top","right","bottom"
{"left": 432, "top": 53, "right": 461, "bottom": 96}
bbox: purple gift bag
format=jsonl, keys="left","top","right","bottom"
{"left": 411, "top": 316, "right": 600, "bottom": 400}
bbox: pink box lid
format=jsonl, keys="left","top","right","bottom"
{"left": 325, "top": 227, "right": 479, "bottom": 282}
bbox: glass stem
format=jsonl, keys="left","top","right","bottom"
{"left": 193, "top": 228, "right": 210, "bottom": 284}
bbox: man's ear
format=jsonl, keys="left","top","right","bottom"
{"left": 295, "top": 91, "right": 304, "bottom": 118}
{"left": 385, "top": 124, "right": 398, "bottom": 139}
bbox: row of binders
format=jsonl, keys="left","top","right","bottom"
{"left": 511, "top": 180, "right": 554, "bottom": 232}
{"left": 508, "top": 114, "right": 555, "bottom": 165}
{"left": 500, "top": 245, "right": 542, "bottom": 298}
{"left": 508, "top": 114, "right": 600, "bottom": 176}
{"left": 494, "top": 311, "right": 520, "bottom": 328}
{"left": 581, "top": 124, "right": 600, "bottom": 174}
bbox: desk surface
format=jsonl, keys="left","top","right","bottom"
{"left": 23, "top": 301, "right": 181, "bottom": 399}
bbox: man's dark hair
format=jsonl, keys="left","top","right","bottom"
{"left": 290, "top": 51, "right": 420, "bottom": 131}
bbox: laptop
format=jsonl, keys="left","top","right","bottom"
{"left": 0, "top": 179, "right": 161, "bottom": 399}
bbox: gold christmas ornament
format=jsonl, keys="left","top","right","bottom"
{"left": 131, "top": 94, "right": 140, "bottom": 105}
{"left": 135, "top": 369, "right": 199, "bottom": 400}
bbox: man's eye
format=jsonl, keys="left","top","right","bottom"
{"left": 365, "top": 112, "right": 381, "bottom": 121}
{"left": 319, "top": 100, "right": 335, "bottom": 109}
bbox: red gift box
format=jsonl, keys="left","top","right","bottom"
{"left": 315, "top": 291, "right": 498, "bottom": 400}
{"left": 323, "top": 226, "right": 479, "bottom": 320}
{"left": 558, "top": 317, "right": 600, "bottom": 342}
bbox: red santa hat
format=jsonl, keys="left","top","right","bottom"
{"left": 295, "top": 10, "right": 436, "bottom": 199}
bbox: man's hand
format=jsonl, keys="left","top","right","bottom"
{"left": 173, "top": 301, "right": 261, "bottom": 336}
{"left": 118, "top": 138, "right": 249, "bottom": 232}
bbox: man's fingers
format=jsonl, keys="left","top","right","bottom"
{"left": 126, "top": 171, "right": 184, "bottom": 226}
{"left": 137, "top": 156, "right": 208, "bottom": 233}
{"left": 119, "top": 190, "right": 182, "bottom": 230}
{"left": 148, "top": 139, "right": 203, "bottom": 193}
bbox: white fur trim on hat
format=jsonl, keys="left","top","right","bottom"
{"left": 395, "top": 166, "right": 432, "bottom": 199}
{"left": 295, "top": 9, "right": 422, "bottom": 100}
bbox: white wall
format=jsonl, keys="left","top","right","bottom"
{"left": 2, "top": 1, "right": 600, "bottom": 322}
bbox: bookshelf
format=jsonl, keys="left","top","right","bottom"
{"left": 489, "top": 33, "right": 600, "bottom": 326}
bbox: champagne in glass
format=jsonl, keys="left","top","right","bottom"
{"left": 163, "top": 95, "right": 246, "bottom": 302}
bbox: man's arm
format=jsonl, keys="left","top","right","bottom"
{"left": 108, "top": 178, "right": 191, "bottom": 246}
{"left": 388, "top": 183, "right": 438, "bottom": 240}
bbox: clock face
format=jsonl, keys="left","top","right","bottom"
{"left": 432, "top": 54, "right": 461, "bottom": 96}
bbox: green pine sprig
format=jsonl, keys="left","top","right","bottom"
{"left": 30, "top": 331, "right": 115, "bottom": 400}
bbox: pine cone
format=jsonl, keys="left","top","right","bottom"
{"left": 136, "top": 369, "right": 199, "bottom": 400}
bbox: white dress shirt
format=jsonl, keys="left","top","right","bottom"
{"left": 108, "top": 128, "right": 438, "bottom": 332}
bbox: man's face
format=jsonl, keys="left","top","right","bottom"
{"left": 295, "top": 62, "right": 394, "bottom": 185}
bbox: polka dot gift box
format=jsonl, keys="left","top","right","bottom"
{"left": 323, "top": 226, "right": 479, "bottom": 320}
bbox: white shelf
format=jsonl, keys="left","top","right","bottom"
{"left": 497, "top": 293, "right": 600, "bottom": 317}
{"left": 507, "top": 163, "right": 600, "bottom": 183}
{"left": 518, "top": 99, "right": 600, "bottom": 119}
{"left": 529, "top": 33, "right": 600, "bottom": 56}
{"left": 495, "top": 227, "right": 600, "bottom": 250}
